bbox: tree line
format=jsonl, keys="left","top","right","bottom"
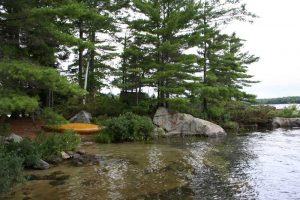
{"left": 257, "top": 97, "right": 300, "bottom": 105}
{"left": 0, "top": 0, "right": 259, "bottom": 120}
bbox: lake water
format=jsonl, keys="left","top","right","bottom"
{"left": 5, "top": 129, "right": 300, "bottom": 200}
{"left": 266, "top": 104, "right": 300, "bottom": 110}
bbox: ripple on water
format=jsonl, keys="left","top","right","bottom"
{"left": 5, "top": 129, "right": 300, "bottom": 200}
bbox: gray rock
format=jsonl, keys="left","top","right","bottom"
{"left": 69, "top": 110, "right": 92, "bottom": 123}
{"left": 272, "top": 117, "right": 300, "bottom": 128}
{"left": 67, "top": 151, "right": 75, "bottom": 157}
{"left": 73, "top": 153, "right": 81, "bottom": 159}
{"left": 5, "top": 133, "right": 23, "bottom": 143}
{"left": 61, "top": 151, "right": 71, "bottom": 160}
{"left": 33, "top": 159, "right": 50, "bottom": 170}
{"left": 77, "top": 149, "right": 86, "bottom": 155}
{"left": 153, "top": 107, "right": 226, "bottom": 137}
{"left": 47, "top": 155, "right": 63, "bottom": 164}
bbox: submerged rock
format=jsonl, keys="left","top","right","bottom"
{"left": 272, "top": 117, "right": 300, "bottom": 128}
{"left": 47, "top": 155, "right": 63, "bottom": 165}
{"left": 72, "top": 153, "right": 102, "bottom": 166}
{"left": 77, "top": 149, "right": 86, "bottom": 155}
{"left": 33, "top": 159, "right": 50, "bottom": 170}
{"left": 153, "top": 107, "right": 226, "bottom": 137}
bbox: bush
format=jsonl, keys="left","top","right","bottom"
{"left": 92, "top": 115, "right": 109, "bottom": 126}
{"left": 270, "top": 105, "right": 300, "bottom": 118}
{"left": 222, "top": 121, "right": 239, "bottom": 132}
{"left": 86, "top": 95, "right": 127, "bottom": 117}
{"left": 224, "top": 102, "right": 275, "bottom": 126}
{"left": 95, "top": 131, "right": 111, "bottom": 144}
{"left": 0, "top": 123, "right": 10, "bottom": 137}
{"left": 96, "top": 112, "right": 155, "bottom": 143}
{"left": 130, "top": 100, "right": 156, "bottom": 116}
{"left": 0, "top": 147, "right": 24, "bottom": 195}
{"left": 36, "top": 130, "right": 81, "bottom": 159}
{"left": 5, "top": 139, "right": 41, "bottom": 167}
{"left": 40, "top": 108, "right": 68, "bottom": 125}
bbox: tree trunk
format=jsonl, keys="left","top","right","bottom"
{"left": 78, "top": 20, "right": 84, "bottom": 88}
{"left": 88, "top": 31, "right": 96, "bottom": 97}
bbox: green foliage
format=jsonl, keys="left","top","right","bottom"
{"left": 96, "top": 112, "right": 155, "bottom": 143}
{"left": 92, "top": 115, "right": 109, "bottom": 126}
{"left": 95, "top": 131, "right": 111, "bottom": 144}
{"left": 224, "top": 102, "right": 275, "bottom": 126}
{"left": 4, "top": 139, "right": 41, "bottom": 167}
{"left": 41, "top": 108, "right": 68, "bottom": 125}
{"left": 270, "top": 105, "right": 300, "bottom": 118}
{"left": 221, "top": 121, "right": 239, "bottom": 132}
{"left": 0, "top": 89, "right": 39, "bottom": 115}
{"left": 0, "top": 147, "right": 24, "bottom": 195}
{"left": 130, "top": 99, "right": 155, "bottom": 116}
{"left": 86, "top": 95, "right": 127, "bottom": 117}
{"left": 0, "top": 60, "right": 84, "bottom": 115}
{"left": 0, "top": 123, "right": 11, "bottom": 137}
{"left": 36, "top": 131, "right": 81, "bottom": 160}
{"left": 114, "top": 0, "right": 200, "bottom": 106}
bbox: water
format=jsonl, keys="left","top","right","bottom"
{"left": 266, "top": 104, "right": 300, "bottom": 110}
{"left": 6, "top": 129, "right": 300, "bottom": 200}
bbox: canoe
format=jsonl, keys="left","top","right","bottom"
{"left": 43, "top": 123, "right": 101, "bottom": 135}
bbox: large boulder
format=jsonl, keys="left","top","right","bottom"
{"left": 153, "top": 107, "right": 226, "bottom": 137}
{"left": 69, "top": 110, "right": 92, "bottom": 123}
{"left": 272, "top": 117, "right": 300, "bottom": 128}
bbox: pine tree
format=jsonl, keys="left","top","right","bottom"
{"left": 0, "top": 0, "right": 96, "bottom": 112}
{"left": 124, "top": 0, "right": 200, "bottom": 107}
{"left": 190, "top": 0, "right": 257, "bottom": 118}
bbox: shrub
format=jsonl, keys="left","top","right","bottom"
{"left": 0, "top": 123, "right": 10, "bottom": 137}
{"left": 4, "top": 139, "right": 41, "bottom": 167}
{"left": 40, "top": 108, "right": 68, "bottom": 125}
{"left": 36, "top": 130, "right": 81, "bottom": 159}
{"left": 130, "top": 100, "right": 156, "bottom": 116}
{"left": 222, "top": 121, "right": 239, "bottom": 132}
{"left": 0, "top": 147, "right": 24, "bottom": 195}
{"left": 95, "top": 131, "right": 111, "bottom": 144}
{"left": 86, "top": 95, "right": 128, "bottom": 117}
{"left": 96, "top": 112, "right": 155, "bottom": 143}
{"left": 270, "top": 105, "right": 300, "bottom": 118}
{"left": 224, "top": 102, "right": 275, "bottom": 126}
{"left": 92, "top": 115, "right": 109, "bottom": 126}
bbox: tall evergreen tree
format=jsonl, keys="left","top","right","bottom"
{"left": 190, "top": 0, "right": 257, "bottom": 118}
{"left": 123, "top": 0, "right": 200, "bottom": 107}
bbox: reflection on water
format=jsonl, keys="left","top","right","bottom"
{"left": 6, "top": 129, "right": 300, "bottom": 200}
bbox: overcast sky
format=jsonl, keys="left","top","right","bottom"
{"left": 227, "top": 0, "right": 300, "bottom": 98}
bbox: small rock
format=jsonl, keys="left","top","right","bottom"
{"left": 47, "top": 155, "right": 63, "bottom": 164}
{"left": 77, "top": 149, "right": 86, "bottom": 155}
{"left": 67, "top": 151, "right": 74, "bottom": 157}
{"left": 6, "top": 133, "right": 23, "bottom": 143}
{"left": 74, "top": 161, "right": 83, "bottom": 166}
{"left": 61, "top": 151, "right": 71, "bottom": 160}
{"left": 73, "top": 153, "right": 81, "bottom": 159}
{"left": 82, "top": 141, "right": 95, "bottom": 146}
{"left": 33, "top": 159, "right": 50, "bottom": 170}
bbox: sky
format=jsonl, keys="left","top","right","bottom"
{"left": 226, "top": 0, "right": 300, "bottom": 98}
